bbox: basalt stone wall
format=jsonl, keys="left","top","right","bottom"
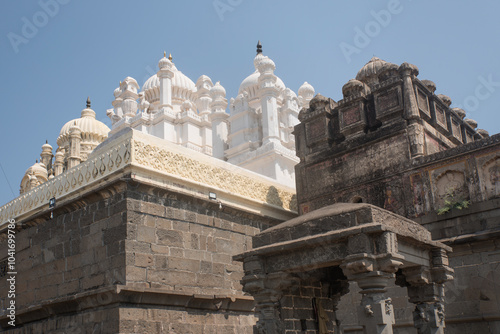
{"left": 0, "top": 177, "right": 283, "bottom": 333}
{"left": 123, "top": 181, "right": 276, "bottom": 296}
{"left": 295, "top": 128, "right": 500, "bottom": 220}
{"left": 417, "top": 200, "right": 500, "bottom": 333}
{"left": 279, "top": 278, "right": 336, "bottom": 334}
{"left": 0, "top": 183, "right": 128, "bottom": 331}
{"left": 2, "top": 306, "right": 120, "bottom": 334}
{"left": 295, "top": 122, "right": 412, "bottom": 215}
{"left": 119, "top": 306, "right": 256, "bottom": 334}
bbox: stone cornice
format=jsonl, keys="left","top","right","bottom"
{"left": 0, "top": 285, "right": 255, "bottom": 329}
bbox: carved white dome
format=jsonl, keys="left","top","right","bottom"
{"left": 20, "top": 161, "right": 48, "bottom": 194}
{"left": 210, "top": 81, "right": 226, "bottom": 98}
{"left": 238, "top": 70, "right": 285, "bottom": 99}
{"left": 142, "top": 64, "right": 196, "bottom": 104}
{"left": 298, "top": 81, "right": 315, "bottom": 98}
{"left": 57, "top": 106, "right": 110, "bottom": 147}
{"left": 23, "top": 161, "right": 48, "bottom": 180}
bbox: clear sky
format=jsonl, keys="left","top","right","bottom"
{"left": 1, "top": 0, "right": 499, "bottom": 207}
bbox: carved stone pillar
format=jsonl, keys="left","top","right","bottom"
{"left": 399, "top": 62, "right": 424, "bottom": 157}
{"left": 341, "top": 252, "right": 403, "bottom": 334}
{"left": 403, "top": 268, "right": 445, "bottom": 334}
{"left": 241, "top": 256, "right": 296, "bottom": 334}
{"left": 399, "top": 62, "right": 420, "bottom": 121}
{"left": 401, "top": 248, "right": 453, "bottom": 334}
{"left": 408, "top": 122, "right": 425, "bottom": 158}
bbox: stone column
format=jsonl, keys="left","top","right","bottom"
{"left": 68, "top": 121, "right": 82, "bottom": 169}
{"left": 240, "top": 256, "right": 295, "bottom": 334}
{"left": 120, "top": 77, "right": 140, "bottom": 118}
{"left": 401, "top": 248, "right": 453, "bottom": 334}
{"left": 209, "top": 82, "right": 229, "bottom": 160}
{"left": 399, "top": 62, "right": 420, "bottom": 121}
{"left": 256, "top": 55, "right": 281, "bottom": 145}
{"left": 341, "top": 232, "right": 403, "bottom": 334}
{"left": 399, "top": 62, "right": 424, "bottom": 157}
{"left": 40, "top": 141, "right": 53, "bottom": 170}
{"left": 53, "top": 149, "right": 64, "bottom": 176}
{"left": 341, "top": 253, "right": 403, "bottom": 334}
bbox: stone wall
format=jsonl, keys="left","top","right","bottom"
{"left": 124, "top": 181, "right": 273, "bottom": 296}
{"left": 2, "top": 307, "right": 120, "bottom": 334}
{"left": 119, "top": 306, "right": 256, "bottom": 334}
{"left": 0, "top": 176, "right": 283, "bottom": 332}
{"left": 0, "top": 183, "right": 128, "bottom": 316}
{"left": 280, "top": 275, "right": 336, "bottom": 334}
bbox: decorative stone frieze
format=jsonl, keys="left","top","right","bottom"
{"left": 0, "top": 128, "right": 297, "bottom": 228}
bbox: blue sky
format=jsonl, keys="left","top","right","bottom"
{"left": 1, "top": 0, "right": 499, "bottom": 206}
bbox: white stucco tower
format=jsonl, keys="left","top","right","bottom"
{"left": 225, "top": 42, "right": 305, "bottom": 188}
{"left": 105, "top": 44, "right": 314, "bottom": 189}
{"left": 107, "top": 53, "right": 219, "bottom": 155}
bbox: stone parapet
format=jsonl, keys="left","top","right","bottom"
{"left": 0, "top": 128, "right": 297, "bottom": 230}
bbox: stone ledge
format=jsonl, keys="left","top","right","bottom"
{"left": 439, "top": 229, "right": 500, "bottom": 246}
{"left": 414, "top": 198, "right": 500, "bottom": 226}
{"left": 235, "top": 221, "right": 450, "bottom": 262}
{"left": 0, "top": 285, "right": 255, "bottom": 329}
{"left": 251, "top": 203, "right": 436, "bottom": 249}
{"left": 412, "top": 133, "right": 500, "bottom": 168}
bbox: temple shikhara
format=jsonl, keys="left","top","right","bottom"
{"left": 0, "top": 43, "right": 499, "bottom": 334}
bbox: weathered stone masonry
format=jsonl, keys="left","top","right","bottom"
{"left": 0, "top": 128, "right": 297, "bottom": 333}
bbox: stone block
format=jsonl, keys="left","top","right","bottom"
{"left": 170, "top": 247, "right": 184, "bottom": 257}
{"left": 185, "top": 249, "right": 208, "bottom": 261}
{"left": 120, "top": 307, "right": 147, "bottom": 320}
{"left": 136, "top": 225, "right": 157, "bottom": 243}
{"left": 94, "top": 245, "right": 108, "bottom": 263}
{"left": 173, "top": 220, "right": 190, "bottom": 232}
{"left": 212, "top": 253, "right": 231, "bottom": 264}
{"left": 82, "top": 274, "right": 105, "bottom": 290}
{"left": 190, "top": 233, "right": 200, "bottom": 250}
{"left": 215, "top": 238, "right": 233, "bottom": 254}
{"left": 471, "top": 240, "right": 496, "bottom": 253}
{"left": 125, "top": 240, "right": 152, "bottom": 253}
{"left": 156, "top": 218, "right": 172, "bottom": 230}
{"left": 154, "top": 255, "right": 168, "bottom": 269}
{"left": 213, "top": 263, "right": 225, "bottom": 276}
{"left": 58, "top": 279, "right": 80, "bottom": 296}
{"left": 151, "top": 243, "right": 169, "bottom": 254}
{"left": 168, "top": 257, "right": 200, "bottom": 272}
{"left": 44, "top": 272, "right": 64, "bottom": 287}
{"left": 144, "top": 215, "right": 157, "bottom": 227}
{"left": 126, "top": 266, "right": 147, "bottom": 282}
{"left": 157, "top": 229, "right": 184, "bottom": 247}
{"left": 35, "top": 284, "right": 58, "bottom": 301}
{"left": 198, "top": 234, "right": 207, "bottom": 251}
{"left": 135, "top": 253, "right": 154, "bottom": 268}
{"left": 196, "top": 273, "right": 223, "bottom": 288}
{"left": 149, "top": 270, "right": 197, "bottom": 286}
{"left": 107, "top": 239, "right": 125, "bottom": 257}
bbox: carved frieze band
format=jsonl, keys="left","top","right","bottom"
{"left": 0, "top": 140, "right": 131, "bottom": 224}
{"left": 133, "top": 140, "right": 296, "bottom": 211}
{"left": 0, "top": 135, "right": 297, "bottom": 225}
